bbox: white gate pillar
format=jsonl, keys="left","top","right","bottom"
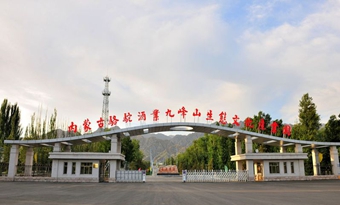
{"left": 235, "top": 137, "right": 242, "bottom": 155}
{"left": 280, "top": 141, "right": 286, "bottom": 153}
{"left": 246, "top": 160, "right": 254, "bottom": 181}
{"left": 24, "top": 147, "right": 34, "bottom": 176}
{"left": 117, "top": 136, "right": 121, "bottom": 154}
{"left": 51, "top": 143, "right": 61, "bottom": 178}
{"left": 110, "top": 135, "right": 118, "bottom": 153}
{"left": 295, "top": 144, "right": 302, "bottom": 153}
{"left": 53, "top": 143, "right": 61, "bottom": 152}
{"left": 312, "top": 148, "right": 320, "bottom": 176}
{"left": 330, "top": 146, "right": 339, "bottom": 176}
{"left": 8, "top": 145, "right": 19, "bottom": 178}
{"left": 109, "top": 160, "right": 117, "bottom": 182}
{"left": 235, "top": 161, "right": 243, "bottom": 171}
{"left": 245, "top": 135, "right": 253, "bottom": 153}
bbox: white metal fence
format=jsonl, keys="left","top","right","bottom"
{"left": 185, "top": 170, "right": 248, "bottom": 182}
{"left": 116, "top": 170, "right": 144, "bottom": 182}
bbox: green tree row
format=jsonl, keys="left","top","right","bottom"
{"left": 167, "top": 93, "right": 340, "bottom": 175}
{"left": 0, "top": 99, "right": 22, "bottom": 162}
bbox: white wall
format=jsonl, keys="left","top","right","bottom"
{"left": 263, "top": 160, "right": 303, "bottom": 178}
{"left": 53, "top": 160, "right": 100, "bottom": 179}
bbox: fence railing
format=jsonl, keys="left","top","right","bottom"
{"left": 116, "top": 170, "right": 144, "bottom": 182}
{"left": 185, "top": 170, "right": 248, "bottom": 182}
{"left": 16, "top": 164, "right": 52, "bottom": 177}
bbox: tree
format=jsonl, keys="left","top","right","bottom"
{"left": 293, "top": 93, "right": 321, "bottom": 141}
{"left": 292, "top": 93, "right": 321, "bottom": 175}
{"left": 175, "top": 133, "right": 235, "bottom": 172}
{"left": 324, "top": 114, "right": 340, "bottom": 142}
{"left": 121, "top": 137, "right": 145, "bottom": 169}
{"left": 121, "top": 137, "right": 134, "bottom": 164}
{"left": 0, "top": 99, "right": 23, "bottom": 162}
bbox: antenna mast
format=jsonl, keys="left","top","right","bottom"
{"left": 102, "top": 76, "right": 111, "bottom": 129}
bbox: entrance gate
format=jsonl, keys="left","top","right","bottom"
{"left": 185, "top": 170, "right": 248, "bottom": 182}
{"left": 116, "top": 170, "right": 144, "bottom": 182}
{"left": 99, "top": 160, "right": 109, "bottom": 183}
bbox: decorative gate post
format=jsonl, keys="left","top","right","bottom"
{"left": 245, "top": 136, "right": 254, "bottom": 181}
{"left": 51, "top": 143, "right": 61, "bottom": 178}
{"left": 311, "top": 147, "right": 320, "bottom": 176}
{"left": 24, "top": 147, "right": 34, "bottom": 176}
{"left": 330, "top": 146, "right": 339, "bottom": 176}
{"left": 8, "top": 145, "right": 19, "bottom": 178}
{"left": 109, "top": 134, "right": 118, "bottom": 182}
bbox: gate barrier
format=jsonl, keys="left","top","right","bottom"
{"left": 116, "top": 170, "right": 145, "bottom": 182}
{"left": 185, "top": 170, "right": 248, "bottom": 182}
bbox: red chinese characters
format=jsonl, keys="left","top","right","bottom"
{"left": 109, "top": 115, "right": 119, "bottom": 126}
{"left": 283, "top": 124, "right": 292, "bottom": 137}
{"left": 138, "top": 111, "right": 146, "bottom": 121}
{"left": 193, "top": 108, "right": 201, "bottom": 122}
{"left": 97, "top": 117, "right": 104, "bottom": 128}
{"left": 68, "top": 122, "right": 77, "bottom": 133}
{"left": 165, "top": 109, "right": 175, "bottom": 122}
{"left": 193, "top": 109, "right": 201, "bottom": 117}
{"left": 244, "top": 117, "right": 254, "bottom": 129}
{"left": 123, "top": 112, "right": 132, "bottom": 123}
{"left": 151, "top": 109, "right": 160, "bottom": 122}
{"left": 178, "top": 106, "right": 188, "bottom": 120}
{"left": 165, "top": 109, "right": 175, "bottom": 118}
{"left": 206, "top": 110, "right": 213, "bottom": 121}
{"left": 219, "top": 111, "right": 227, "bottom": 125}
{"left": 232, "top": 115, "right": 240, "bottom": 126}
{"left": 258, "top": 118, "right": 265, "bottom": 131}
{"left": 83, "top": 118, "right": 91, "bottom": 132}
{"left": 271, "top": 121, "right": 278, "bottom": 134}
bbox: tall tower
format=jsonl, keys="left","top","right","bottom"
{"left": 102, "top": 76, "right": 111, "bottom": 129}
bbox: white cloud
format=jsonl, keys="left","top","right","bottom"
{"left": 240, "top": 0, "right": 340, "bottom": 123}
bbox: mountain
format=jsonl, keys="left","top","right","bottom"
{"left": 132, "top": 132, "right": 204, "bottom": 163}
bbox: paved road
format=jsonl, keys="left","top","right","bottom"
{"left": 0, "top": 180, "right": 339, "bottom": 205}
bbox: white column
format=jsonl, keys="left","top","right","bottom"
{"left": 8, "top": 145, "right": 19, "bottom": 178}
{"left": 111, "top": 135, "right": 118, "bottom": 153}
{"left": 235, "top": 161, "right": 243, "bottom": 171}
{"left": 280, "top": 141, "right": 286, "bottom": 153}
{"left": 246, "top": 160, "right": 254, "bottom": 180}
{"left": 254, "top": 163, "right": 259, "bottom": 176}
{"left": 330, "top": 146, "right": 339, "bottom": 175}
{"left": 117, "top": 136, "right": 121, "bottom": 154}
{"left": 312, "top": 148, "right": 320, "bottom": 176}
{"left": 109, "top": 160, "right": 117, "bottom": 182}
{"left": 295, "top": 144, "right": 302, "bottom": 153}
{"left": 51, "top": 160, "right": 59, "bottom": 178}
{"left": 245, "top": 135, "right": 253, "bottom": 153}
{"left": 24, "top": 147, "right": 34, "bottom": 176}
{"left": 235, "top": 137, "right": 242, "bottom": 155}
{"left": 51, "top": 143, "right": 61, "bottom": 178}
{"left": 53, "top": 143, "right": 61, "bottom": 152}
{"left": 298, "top": 160, "right": 305, "bottom": 177}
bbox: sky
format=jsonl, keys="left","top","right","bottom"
{"left": 1, "top": 0, "right": 340, "bottom": 134}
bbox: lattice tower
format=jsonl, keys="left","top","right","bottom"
{"left": 102, "top": 76, "right": 111, "bottom": 129}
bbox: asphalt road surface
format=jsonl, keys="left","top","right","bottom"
{"left": 0, "top": 179, "right": 339, "bottom": 205}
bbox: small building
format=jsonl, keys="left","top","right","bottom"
{"left": 230, "top": 134, "right": 340, "bottom": 181}
{"left": 49, "top": 152, "right": 124, "bottom": 182}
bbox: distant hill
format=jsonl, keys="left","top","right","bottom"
{"left": 132, "top": 132, "right": 204, "bottom": 163}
